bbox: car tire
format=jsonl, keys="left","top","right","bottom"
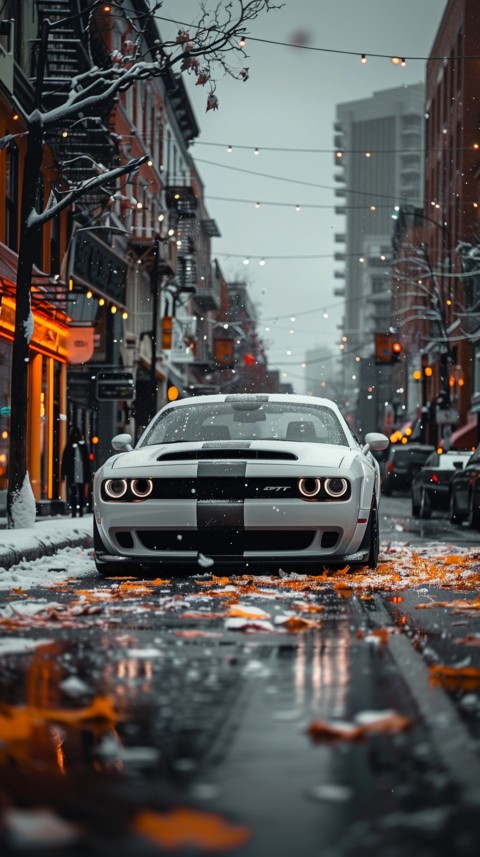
{"left": 449, "top": 492, "right": 463, "bottom": 526}
{"left": 366, "top": 499, "right": 379, "bottom": 568}
{"left": 419, "top": 490, "right": 431, "bottom": 519}
{"left": 356, "top": 498, "right": 379, "bottom": 569}
{"left": 411, "top": 494, "right": 420, "bottom": 517}
{"left": 382, "top": 481, "right": 392, "bottom": 497}
{"left": 468, "top": 491, "right": 480, "bottom": 530}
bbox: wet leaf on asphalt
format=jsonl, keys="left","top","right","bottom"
{"left": 225, "top": 616, "right": 275, "bottom": 633}
{"left": 274, "top": 615, "right": 321, "bottom": 632}
{"left": 453, "top": 633, "right": 480, "bottom": 646}
{"left": 307, "top": 710, "right": 414, "bottom": 743}
{"left": 131, "top": 806, "right": 250, "bottom": 851}
{"left": 227, "top": 604, "right": 271, "bottom": 620}
{"left": 429, "top": 664, "right": 480, "bottom": 691}
{"left": 0, "top": 695, "right": 119, "bottom": 742}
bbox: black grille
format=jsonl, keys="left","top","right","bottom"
{"left": 136, "top": 529, "right": 315, "bottom": 553}
{"left": 150, "top": 477, "right": 298, "bottom": 500}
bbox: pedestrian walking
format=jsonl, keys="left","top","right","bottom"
{"left": 61, "top": 427, "right": 92, "bottom": 517}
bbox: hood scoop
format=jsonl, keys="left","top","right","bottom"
{"left": 157, "top": 448, "right": 298, "bottom": 462}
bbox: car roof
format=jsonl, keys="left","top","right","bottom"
{"left": 431, "top": 450, "right": 471, "bottom": 466}
{"left": 390, "top": 444, "right": 434, "bottom": 454}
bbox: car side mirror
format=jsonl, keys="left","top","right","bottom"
{"left": 362, "top": 432, "right": 389, "bottom": 454}
{"left": 111, "top": 433, "right": 133, "bottom": 452}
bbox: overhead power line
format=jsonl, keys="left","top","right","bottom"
{"left": 194, "top": 157, "right": 422, "bottom": 203}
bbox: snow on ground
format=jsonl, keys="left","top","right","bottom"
{"left": 0, "top": 516, "right": 93, "bottom": 590}
{"left": 0, "top": 544, "right": 93, "bottom": 590}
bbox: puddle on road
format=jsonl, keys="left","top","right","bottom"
{"left": 1, "top": 559, "right": 479, "bottom": 854}
{"left": 0, "top": 585, "right": 357, "bottom": 853}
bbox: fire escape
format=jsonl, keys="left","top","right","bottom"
{"left": 31, "top": 0, "right": 120, "bottom": 217}
{"left": 166, "top": 185, "right": 198, "bottom": 299}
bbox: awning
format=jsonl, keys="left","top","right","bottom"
{"left": 0, "top": 241, "right": 53, "bottom": 286}
{"left": 449, "top": 420, "right": 478, "bottom": 450}
{"left": 0, "top": 241, "right": 69, "bottom": 322}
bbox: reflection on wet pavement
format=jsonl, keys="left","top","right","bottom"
{"left": 0, "top": 568, "right": 479, "bottom": 855}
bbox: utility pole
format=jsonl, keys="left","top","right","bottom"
{"left": 6, "top": 18, "right": 50, "bottom": 526}
{"left": 149, "top": 234, "right": 161, "bottom": 423}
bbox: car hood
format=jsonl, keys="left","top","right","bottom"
{"left": 108, "top": 440, "right": 353, "bottom": 469}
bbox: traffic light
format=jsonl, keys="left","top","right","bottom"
{"left": 161, "top": 316, "right": 173, "bottom": 350}
{"left": 374, "top": 333, "right": 402, "bottom": 365}
{"left": 391, "top": 341, "right": 402, "bottom": 362}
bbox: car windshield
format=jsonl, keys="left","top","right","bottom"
{"left": 140, "top": 401, "right": 349, "bottom": 447}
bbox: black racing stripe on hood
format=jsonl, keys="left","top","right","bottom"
{"left": 198, "top": 460, "right": 247, "bottom": 479}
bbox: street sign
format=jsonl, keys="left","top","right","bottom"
{"left": 95, "top": 371, "right": 135, "bottom": 401}
{"left": 435, "top": 406, "right": 458, "bottom": 425}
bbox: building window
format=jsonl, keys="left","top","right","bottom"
{"left": 5, "top": 141, "right": 18, "bottom": 250}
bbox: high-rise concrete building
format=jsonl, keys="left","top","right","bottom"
{"left": 334, "top": 83, "right": 425, "bottom": 433}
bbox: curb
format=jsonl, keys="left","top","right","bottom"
{"left": 0, "top": 532, "right": 94, "bottom": 572}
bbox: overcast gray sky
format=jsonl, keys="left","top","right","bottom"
{"left": 161, "top": 0, "right": 448, "bottom": 391}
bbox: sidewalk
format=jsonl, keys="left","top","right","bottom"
{"left": 0, "top": 514, "right": 93, "bottom": 571}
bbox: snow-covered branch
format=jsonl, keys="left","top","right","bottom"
{"left": 30, "top": 156, "right": 148, "bottom": 227}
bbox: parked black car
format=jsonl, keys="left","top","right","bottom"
{"left": 411, "top": 450, "right": 472, "bottom": 518}
{"left": 382, "top": 443, "right": 435, "bottom": 496}
{"left": 448, "top": 444, "right": 480, "bottom": 527}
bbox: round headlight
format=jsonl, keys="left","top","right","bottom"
{"left": 298, "top": 477, "right": 322, "bottom": 498}
{"left": 324, "top": 477, "right": 348, "bottom": 498}
{"left": 104, "top": 478, "right": 128, "bottom": 499}
{"left": 131, "top": 478, "right": 153, "bottom": 498}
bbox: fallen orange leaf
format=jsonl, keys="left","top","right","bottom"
{"left": 0, "top": 695, "right": 118, "bottom": 743}
{"left": 453, "top": 634, "right": 480, "bottom": 647}
{"left": 429, "top": 664, "right": 480, "bottom": 691}
{"left": 366, "top": 627, "right": 391, "bottom": 643}
{"left": 228, "top": 604, "right": 271, "bottom": 620}
{"left": 131, "top": 807, "right": 250, "bottom": 851}
{"left": 195, "top": 576, "right": 232, "bottom": 587}
{"left": 277, "top": 616, "right": 321, "bottom": 633}
{"left": 307, "top": 711, "right": 413, "bottom": 743}
{"left": 307, "top": 720, "right": 363, "bottom": 742}
{"left": 292, "top": 601, "right": 325, "bottom": 613}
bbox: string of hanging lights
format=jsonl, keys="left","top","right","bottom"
{"left": 153, "top": 13, "right": 478, "bottom": 63}
{"left": 194, "top": 141, "right": 480, "bottom": 156}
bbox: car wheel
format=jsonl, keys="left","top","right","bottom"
{"left": 411, "top": 494, "right": 420, "bottom": 517}
{"left": 419, "top": 490, "right": 431, "bottom": 519}
{"left": 382, "top": 481, "right": 392, "bottom": 497}
{"left": 366, "top": 499, "right": 379, "bottom": 568}
{"left": 449, "top": 491, "right": 463, "bottom": 526}
{"left": 356, "top": 499, "right": 379, "bottom": 569}
{"left": 468, "top": 491, "right": 480, "bottom": 529}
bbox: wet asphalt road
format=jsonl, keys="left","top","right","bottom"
{"left": 0, "top": 496, "right": 480, "bottom": 856}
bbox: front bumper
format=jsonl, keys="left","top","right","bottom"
{"left": 94, "top": 495, "right": 371, "bottom": 568}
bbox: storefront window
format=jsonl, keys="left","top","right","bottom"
{"left": 0, "top": 339, "right": 12, "bottom": 491}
